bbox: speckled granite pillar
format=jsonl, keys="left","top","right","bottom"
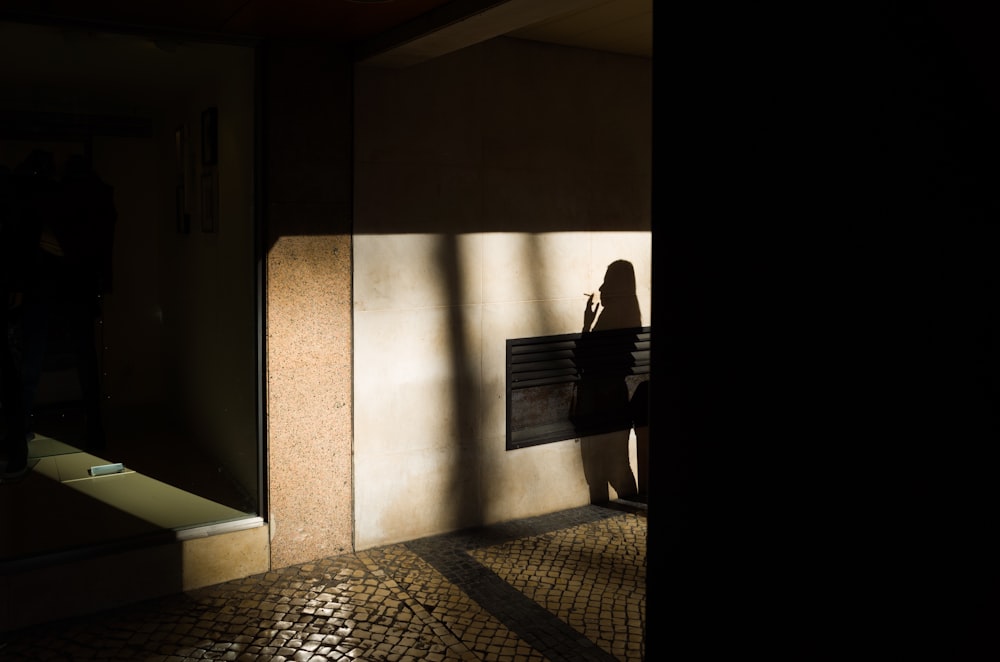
{"left": 264, "top": 44, "right": 354, "bottom": 568}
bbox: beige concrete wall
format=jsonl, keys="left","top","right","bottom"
{"left": 353, "top": 38, "right": 651, "bottom": 549}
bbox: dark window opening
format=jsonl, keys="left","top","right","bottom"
{"left": 506, "top": 326, "right": 650, "bottom": 450}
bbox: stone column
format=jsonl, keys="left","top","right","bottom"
{"left": 263, "top": 43, "right": 354, "bottom": 567}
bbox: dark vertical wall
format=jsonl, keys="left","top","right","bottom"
{"left": 664, "top": 2, "right": 1000, "bottom": 656}
{"left": 856, "top": 5, "right": 1000, "bottom": 655}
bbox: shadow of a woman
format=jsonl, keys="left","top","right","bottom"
{"left": 574, "top": 259, "right": 642, "bottom": 503}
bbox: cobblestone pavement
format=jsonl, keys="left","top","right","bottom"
{"left": 0, "top": 503, "right": 646, "bottom": 661}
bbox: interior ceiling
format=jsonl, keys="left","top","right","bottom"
{"left": 0, "top": 0, "right": 650, "bottom": 123}
{"left": 0, "top": 0, "right": 651, "bottom": 65}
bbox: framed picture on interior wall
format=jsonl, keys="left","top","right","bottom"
{"left": 201, "top": 169, "right": 217, "bottom": 232}
{"left": 174, "top": 124, "right": 191, "bottom": 233}
{"left": 201, "top": 107, "right": 218, "bottom": 166}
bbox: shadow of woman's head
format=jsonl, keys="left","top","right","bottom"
{"left": 595, "top": 260, "right": 641, "bottom": 330}
{"left": 601, "top": 260, "right": 636, "bottom": 297}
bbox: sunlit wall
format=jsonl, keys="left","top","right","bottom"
{"left": 353, "top": 37, "right": 651, "bottom": 549}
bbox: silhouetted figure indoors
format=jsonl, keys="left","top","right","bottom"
{"left": 0, "top": 305, "right": 29, "bottom": 480}
{"left": 0, "top": 163, "right": 34, "bottom": 480}
{"left": 14, "top": 150, "right": 116, "bottom": 453}
{"left": 575, "top": 259, "right": 643, "bottom": 503}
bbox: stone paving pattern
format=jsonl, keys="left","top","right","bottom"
{"left": 0, "top": 504, "right": 646, "bottom": 661}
